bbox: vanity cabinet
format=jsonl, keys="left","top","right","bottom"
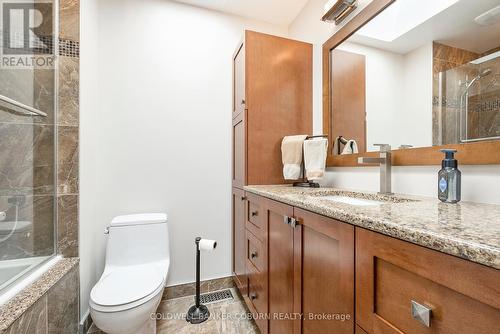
{"left": 232, "top": 187, "right": 247, "bottom": 292}
{"left": 236, "top": 193, "right": 500, "bottom": 334}
{"left": 258, "top": 198, "right": 355, "bottom": 334}
{"left": 294, "top": 208, "right": 355, "bottom": 334}
{"left": 356, "top": 227, "right": 500, "bottom": 334}
{"left": 266, "top": 198, "right": 295, "bottom": 334}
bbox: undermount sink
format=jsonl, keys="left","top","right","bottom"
{"left": 305, "top": 190, "right": 416, "bottom": 206}
{"left": 321, "top": 195, "right": 384, "bottom": 206}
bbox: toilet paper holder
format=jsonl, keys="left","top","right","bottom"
{"left": 186, "top": 237, "right": 217, "bottom": 324}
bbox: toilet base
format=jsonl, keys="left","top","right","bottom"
{"left": 136, "top": 317, "right": 156, "bottom": 334}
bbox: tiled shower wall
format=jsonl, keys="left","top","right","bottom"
{"left": 57, "top": 0, "right": 80, "bottom": 258}
{"left": 0, "top": 0, "right": 79, "bottom": 259}
{"left": 432, "top": 42, "right": 479, "bottom": 145}
{"left": 432, "top": 42, "right": 500, "bottom": 145}
{"left": 1, "top": 0, "right": 80, "bottom": 332}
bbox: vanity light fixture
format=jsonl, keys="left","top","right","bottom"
{"left": 322, "top": 0, "right": 358, "bottom": 25}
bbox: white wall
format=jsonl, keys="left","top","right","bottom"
{"left": 79, "top": 0, "right": 287, "bottom": 320}
{"left": 79, "top": 0, "right": 100, "bottom": 320}
{"left": 289, "top": 0, "right": 500, "bottom": 205}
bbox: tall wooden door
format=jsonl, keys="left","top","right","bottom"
{"left": 232, "top": 112, "right": 246, "bottom": 188}
{"left": 233, "top": 43, "right": 245, "bottom": 119}
{"left": 294, "top": 208, "right": 355, "bottom": 334}
{"left": 330, "top": 49, "right": 366, "bottom": 154}
{"left": 266, "top": 198, "right": 295, "bottom": 334}
{"left": 232, "top": 188, "right": 247, "bottom": 292}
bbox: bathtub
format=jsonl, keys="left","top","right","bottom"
{"left": 0, "top": 255, "right": 60, "bottom": 305}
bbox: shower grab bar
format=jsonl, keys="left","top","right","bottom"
{"left": 0, "top": 93, "right": 47, "bottom": 117}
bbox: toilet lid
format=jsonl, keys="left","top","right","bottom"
{"left": 91, "top": 266, "right": 164, "bottom": 306}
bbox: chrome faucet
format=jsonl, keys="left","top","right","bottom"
{"left": 358, "top": 144, "right": 392, "bottom": 195}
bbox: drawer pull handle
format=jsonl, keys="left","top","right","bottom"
{"left": 411, "top": 300, "right": 432, "bottom": 327}
{"left": 251, "top": 211, "right": 258, "bottom": 217}
{"left": 250, "top": 293, "right": 257, "bottom": 300}
{"left": 251, "top": 251, "right": 258, "bottom": 259}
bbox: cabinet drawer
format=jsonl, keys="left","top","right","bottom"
{"left": 246, "top": 193, "right": 263, "bottom": 239}
{"left": 247, "top": 260, "right": 267, "bottom": 314}
{"left": 356, "top": 228, "right": 500, "bottom": 334}
{"left": 247, "top": 231, "right": 264, "bottom": 272}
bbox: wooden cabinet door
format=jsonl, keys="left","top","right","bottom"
{"left": 232, "top": 188, "right": 247, "bottom": 293}
{"left": 356, "top": 227, "right": 500, "bottom": 334}
{"left": 265, "top": 198, "right": 295, "bottom": 334}
{"left": 233, "top": 42, "right": 245, "bottom": 119}
{"left": 232, "top": 112, "right": 246, "bottom": 188}
{"left": 294, "top": 208, "right": 355, "bottom": 334}
{"left": 330, "top": 49, "right": 366, "bottom": 155}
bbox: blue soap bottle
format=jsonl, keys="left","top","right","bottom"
{"left": 438, "top": 149, "right": 461, "bottom": 203}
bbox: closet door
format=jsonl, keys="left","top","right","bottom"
{"left": 232, "top": 111, "right": 246, "bottom": 188}
{"left": 233, "top": 43, "right": 245, "bottom": 119}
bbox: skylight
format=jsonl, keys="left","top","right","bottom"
{"left": 355, "top": 0, "right": 459, "bottom": 42}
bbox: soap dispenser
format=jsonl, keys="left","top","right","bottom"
{"left": 438, "top": 149, "right": 461, "bottom": 203}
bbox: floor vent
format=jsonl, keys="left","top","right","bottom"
{"left": 199, "top": 289, "right": 234, "bottom": 304}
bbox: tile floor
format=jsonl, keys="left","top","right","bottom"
{"left": 87, "top": 288, "right": 259, "bottom": 334}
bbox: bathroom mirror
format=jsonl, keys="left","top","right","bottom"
{"left": 323, "top": 0, "right": 500, "bottom": 166}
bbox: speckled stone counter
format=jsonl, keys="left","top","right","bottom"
{"left": 0, "top": 257, "right": 79, "bottom": 332}
{"left": 244, "top": 185, "right": 500, "bottom": 270}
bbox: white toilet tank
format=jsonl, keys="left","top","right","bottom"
{"left": 105, "top": 213, "right": 169, "bottom": 271}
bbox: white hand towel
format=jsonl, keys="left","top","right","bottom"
{"left": 304, "top": 138, "right": 328, "bottom": 180}
{"left": 281, "top": 135, "right": 308, "bottom": 180}
{"left": 341, "top": 140, "right": 359, "bottom": 155}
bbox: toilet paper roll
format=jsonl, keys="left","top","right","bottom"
{"left": 199, "top": 239, "right": 217, "bottom": 252}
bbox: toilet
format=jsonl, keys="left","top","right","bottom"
{"left": 90, "top": 213, "right": 170, "bottom": 334}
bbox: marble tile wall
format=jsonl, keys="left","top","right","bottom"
{"left": 433, "top": 43, "right": 478, "bottom": 145}
{"left": 432, "top": 42, "right": 500, "bottom": 145}
{"left": 56, "top": 0, "right": 80, "bottom": 259}
{"left": 0, "top": 0, "right": 80, "bottom": 332}
{"left": 0, "top": 0, "right": 80, "bottom": 259}
{"left": 2, "top": 263, "right": 79, "bottom": 334}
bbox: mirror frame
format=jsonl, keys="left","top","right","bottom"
{"left": 323, "top": 0, "right": 500, "bottom": 166}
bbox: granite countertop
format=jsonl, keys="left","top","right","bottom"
{"left": 0, "top": 257, "right": 79, "bottom": 331}
{"left": 244, "top": 185, "right": 500, "bottom": 270}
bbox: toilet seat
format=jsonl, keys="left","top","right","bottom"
{"left": 90, "top": 266, "right": 164, "bottom": 313}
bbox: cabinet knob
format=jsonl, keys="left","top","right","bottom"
{"left": 241, "top": 99, "right": 246, "bottom": 105}
{"left": 251, "top": 211, "right": 258, "bottom": 217}
{"left": 250, "top": 292, "right": 257, "bottom": 300}
{"left": 283, "top": 216, "right": 290, "bottom": 225}
{"left": 251, "top": 251, "right": 258, "bottom": 259}
{"left": 241, "top": 196, "right": 247, "bottom": 201}
{"left": 411, "top": 300, "right": 432, "bottom": 327}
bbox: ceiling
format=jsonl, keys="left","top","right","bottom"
{"left": 171, "top": 0, "right": 310, "bottom": 26}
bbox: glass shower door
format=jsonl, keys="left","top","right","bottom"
{"left": 0, "top": 0, "right": 56, "bottom": 292}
